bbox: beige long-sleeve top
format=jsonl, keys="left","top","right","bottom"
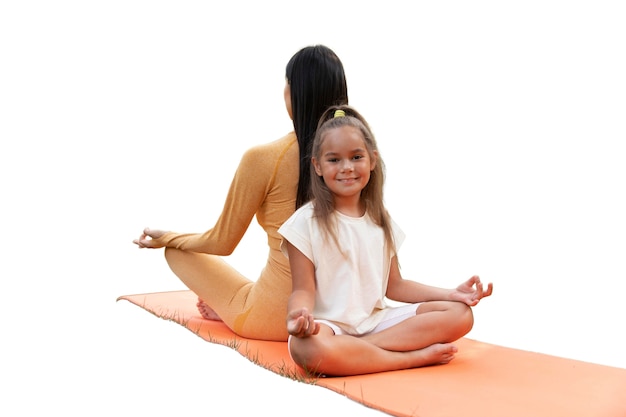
{"left": 156, "top": 131, "right": 299, "bottom": 267}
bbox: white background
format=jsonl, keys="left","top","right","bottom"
{"left": 1, "top": 1, "right": 625, "bottom": 416}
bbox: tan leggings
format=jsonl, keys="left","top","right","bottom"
{"left": 164, "top": 247, "right": 291, "bottom": 341}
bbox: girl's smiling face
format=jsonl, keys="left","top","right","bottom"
{"left": 312, "top": 125, "right": 377, "bottom": 202}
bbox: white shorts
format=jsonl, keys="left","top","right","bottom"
{"left": 318, "top": 303, "right": 420, "bottom": 336}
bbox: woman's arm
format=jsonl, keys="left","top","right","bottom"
{"left": 284, "top": 240, "right": 320, "bottom": 338}
{"left": 134, "top": 144, "right": 276, "bottom": 254}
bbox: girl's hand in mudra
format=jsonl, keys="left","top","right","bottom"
{"left": 452, "top": 275, "right": 493, "bottom": 306}
{"left": 287, "top": 307, "right": 320, "bottom": 338}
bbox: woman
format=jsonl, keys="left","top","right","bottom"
{"left": 133, "top": 45, "right": 349, "bottom": 341}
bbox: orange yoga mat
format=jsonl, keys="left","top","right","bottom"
{"left": 117, "top": 290, "right": 626, "bottom": 417}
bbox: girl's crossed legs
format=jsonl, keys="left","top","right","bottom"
{"left": 289, "top": 301, "right": 473, "bottom": 376}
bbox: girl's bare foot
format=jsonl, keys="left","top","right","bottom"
{"left": 196, "top": 298, "right": 222, "bottom": 321}
{"left": 409, "top": 343, "right": 458, "bottom": 367}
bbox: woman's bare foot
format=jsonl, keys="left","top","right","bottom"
{"left": 409, "top": 343, "right": 458, "bottom": 367}
{"left": 196, "top": 298, "right": 222, "bottom": 321}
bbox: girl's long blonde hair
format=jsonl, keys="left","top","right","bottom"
{"left": 309, "top": 105, "right": 397, "bottom": 256}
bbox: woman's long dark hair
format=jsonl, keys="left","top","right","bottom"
{"left": 286, "top": 45, "right": 348, "bottom": 208}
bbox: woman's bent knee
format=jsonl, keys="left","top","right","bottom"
{"left": 164, "top": 247, "right": 191, "bottom": 270}
{"left": 164, "top": 246, "right": 181, "bottom": 261}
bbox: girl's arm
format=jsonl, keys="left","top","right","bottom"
{"left": 386, "top": 256, "right": 493, "bottom": 306}
{"left": 284, "top": 240, "right": 320, "bottom": 338}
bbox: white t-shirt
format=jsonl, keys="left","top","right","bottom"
{"left": 278, "top": 201, "right": 405, "bottom": 335}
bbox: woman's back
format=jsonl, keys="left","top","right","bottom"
{"left": 251, "top": 132, "right": 299, "bottom": 258}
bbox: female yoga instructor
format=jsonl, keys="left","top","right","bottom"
{"left": 133, "top": 45, "right": 349, "bottom": 341}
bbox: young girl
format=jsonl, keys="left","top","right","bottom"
{"left": 278, "top": 105, "right": 493, "bottom": 376}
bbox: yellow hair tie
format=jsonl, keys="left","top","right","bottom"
{"left": 333, "top": 109, "right": 346, "bottom": 118}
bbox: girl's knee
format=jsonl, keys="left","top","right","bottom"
{"left": 440, "top": 301, "right": 474, "bottom": 337}
{"left": 289, "top": 337, "right": 326, "bottom": 373}
{"left": 453, "top": 302, "right": 474, "bottom": 335}
{"left": 462, "top": 306, "right": 474, "bottom": 333}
